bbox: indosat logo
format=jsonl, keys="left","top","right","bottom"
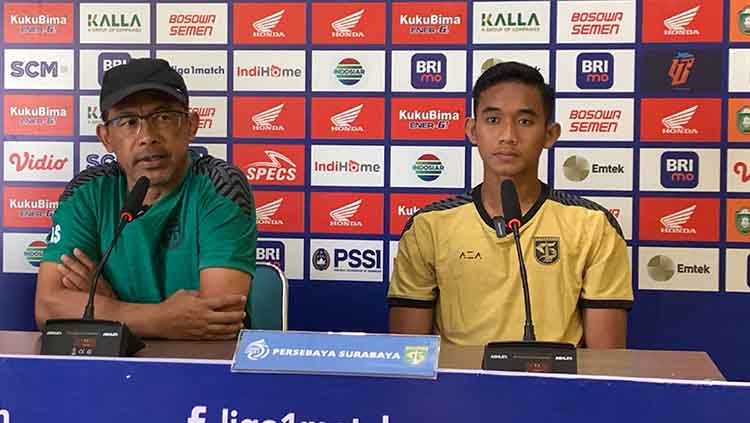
{"left": 334, "top": 58, "right": 365, "bottom": 86}
{"left": 25, "top": 240, "right": 47, "bottom": 267}
{"left": 413, "top": 154, "right": 444, "bottom": 181}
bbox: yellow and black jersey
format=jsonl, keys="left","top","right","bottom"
{"left": 388, "top": 182, "right": 633, "bottom": 346}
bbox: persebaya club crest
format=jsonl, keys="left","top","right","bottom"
{"left": 736, "top": 208, "right": 750, "bottom": 235}
{"left": 739, "top": 7, "right": 750, "bottom": 35}
{"left": 534, "top": 237, "right": 560, "bottom": 265}
{"left": 403, "top": 346, "right": 428, "bottom": 366}
{"left": 737, "top": 107, "right": 750, "bottom": 134}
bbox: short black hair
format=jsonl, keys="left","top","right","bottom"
{"left": 472, "top": 61, "right": 555, "bottom": 122}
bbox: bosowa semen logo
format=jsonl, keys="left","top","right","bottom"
{"left": 534, "top": 237, "right": 559, "bottom": 265}
{"left": 403, "top": 345, "right": 429, "bottom": 365}
{"left": 413, "top": 154, "right": 444, "bottom": 181}
{"left": 736, "top": 207, "right": 750, "bottom": 235}
{"left": 737, "top": 106, "right": 750, "bottom": 134}
{"left": 245, "top": 338, "right": 270, "bottom": 360}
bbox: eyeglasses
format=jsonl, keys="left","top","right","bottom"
{"left": 104, "top": 110, "right": 188, "bottom": 136}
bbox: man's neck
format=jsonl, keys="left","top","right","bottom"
{"left": 481, "top": 174, "right": 542, "bottom": 218}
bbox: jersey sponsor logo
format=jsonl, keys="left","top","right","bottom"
{"left": 234, "top": 3, "right": 305, "bottom": 44}
{"left": 533, "top": 237, "right": 559, "bottom": 265}
{"left": 391, "top": 98, "right": 464, "bottom": 140}
{"left": 311, "top": 193, "right": 383, "bottom": 234}
{"left": 3, "top": 95, "right": 73, "bottom": 136}
{"left": 312, "top": 3, "right": 385, "bottom": 44}
{"left": 644, "top": 0, "right": 722, "bottom": 42}
{"left": 4, "top": 3, "right": 74, "bottom": 43}
{"left": 639, "top": 197, "right": 719, "bottom": 242}
{"left": 458, "top": 250, "right": 482, "bottom": 260}
{"left": 576, "top": 52, "right": 613, "bottom": 89}
{"left": 254, "top": 191, "right": 304, "bottom": 232}
{"left": 661, "top": 151, "right": 699, "bottom": 189}
{"left": 232, "top": 97, "right": 305, "bottom": 139}
{"left": 233, "top": 144, "right": 304, "bottom": 186}
{"left": 3, "top": 186, "right": 63, "bottom": 228}
{"left": 640, "top": 98, "right": 721, "bottom": 142}
{"left": 389, "top": 193, "right": 449, "bottom": 235}
{"left": 392, "top": 2, "right": 466, "bottom": 44}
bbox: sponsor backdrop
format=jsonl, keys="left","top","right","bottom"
{"left": 2, "top": 0, "right": 750, "bottom": 380}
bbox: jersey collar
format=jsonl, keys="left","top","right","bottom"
{"left": 472, "top": 181, "right": 550, "bottom": 233}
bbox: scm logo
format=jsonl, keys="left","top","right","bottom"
{"left": 10, "top": 61, "right": 61, "bottom": 78}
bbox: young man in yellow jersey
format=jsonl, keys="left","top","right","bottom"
{"left": 388, "top": 62, "right": 633, "bottom": 348}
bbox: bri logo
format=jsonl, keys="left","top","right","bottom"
{"left": 411, "top": 53, "right": 446, "bottom": 89}
{"left": 98, "top": 52, "right": 131, "bottom": 85}
{"left": 576, "top": 52, "right": 613, "bottom": 89}
{"left": 661, "top": 151, "right": 699, "bottom": 188}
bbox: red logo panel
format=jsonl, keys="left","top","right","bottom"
{"left": 390, "top": 193, "right": 451, "bottom": 235}
{"left": 312, "top": 3, "right": 386, "bottom": 45}
{"left": 254, "top": 190, "right": 304, "bottom": 233}
{"left": 310, "top": 192, "right": 383, "bottom": 234}
{"left": 639, "top": 197, "right": 719, "bottom": 242}
{"left": 232, "top": 144, "right": 305, "bottom": 186}
{"left": 4, "top": 3, "right": 74, "bottom": 43}
{"left": 642, "top": 0, "right": 723, "bottom": 43}
{"left": 391, "top": 98, "right": 466, "bottom": 140}
{"left": 4, "top": 95, "right": 74, "bottom": 136}
{"left": 3, "top": 186, "right": 63, "bottom": 228}
{"left": 232, "top": 97, "right": 305, "bottom": 139}
{"left": 392, "top": 2, "right": 467, "bottom": 44}
{"left": 311, "top": 97, "right": 385, "bottom": 140}
{"left": 640, "top": 98, "right": 721, "bottom": 142}
{"left": 233, "top": 3, "right": 306, "bottom": 44}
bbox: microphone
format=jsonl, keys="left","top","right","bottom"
{"left": 482, "top": 179, "right": 578, "bottom": 374}
{"left": 41, "top": 176, "right": 150, "bottom": 357}
{"left": 500, "top": 179, "right": 535, "bottom": 342}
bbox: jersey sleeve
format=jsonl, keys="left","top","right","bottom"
{"left": 41, "top": 178, "right": 100, "bottom": 265}
{"left": 387, "top": 215, "right": 438, "bottom": 308}
{"left": 579, "top": 212, "right": 633, "bottom": 310}
{"left": 197, "top": 162, "right": 257, "bottom": 278}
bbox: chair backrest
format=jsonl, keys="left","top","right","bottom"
{"left": 246, "top": 262, "right": 288, "bottom": 331}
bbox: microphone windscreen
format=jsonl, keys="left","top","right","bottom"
{"left": 500, "top": 179, "right": 522, "bottom": 224}
{"left": 121, "top": 176, "right": 150, "bottom": 219}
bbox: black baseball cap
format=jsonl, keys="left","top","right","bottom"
{"left": 100, "top": 58, "right": 188, "bottom": 118}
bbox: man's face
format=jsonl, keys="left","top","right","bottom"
{"left": 466, "top": 82, "right": 559, "bottom": 181}
{"left": 96, "top": 90, "right": 198, "bottom": 189}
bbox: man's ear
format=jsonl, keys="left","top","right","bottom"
{"left": 96, "top": 124, "right": 115, "bottom": 153}
{"left": 543, "top": 122, "right": 561, "bottom": 149}
{"left": 465, "top": 117, "right": 477, "bottom": 146}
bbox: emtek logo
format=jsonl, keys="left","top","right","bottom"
{"left": 252, "top": 104, "right": 284, "bottom": 131}
{"left": 661, "top": 105, "right": 698, "bottom": 135}
{"left": 660, "top": 205, "right": 697, "bottom": 234}
{"left": 334, "top": 58, "right": 365, "bottom": 85}
{"left": 98, "top": 52, "right": 131, "bottom": 85}
{"left": 330, "top": 199, "right": 363, "bottom": 227}
{"left": 647, "top": 254, "right": 710, "bottom": 282}
{"left": 330, "top": 104, "right": 364, "bottom": 132}
{"left": 413, "top": 154, "right": 444, "bottom": 181}
{"left": 10, "top": 60, "right": 63, "bottom": 78}
{"left": 576, "top": 53, "right": 613, "bottom": 89}
{"left": 253, "top": 9, "right": 284, "bottom": 37}
{"left": 411, "top": 53, "right": 446, "bottom": 89}
{"left": 664, "top": 6, "right": 699, "bottom": 36}
{"left": 661, "top": 151, "right": 698, "bottom": 188}
{"left": 332, "top": 9, "right": 365, "bottom": 37}
{"left": 256, "top": 198, "right": 283, "bottom": 225}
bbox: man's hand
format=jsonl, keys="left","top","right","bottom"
{"left": 157, "top": 290, "right": 246, "bottom": 340}
{"left": 58, "top": 248, "right": 117, "bottom": 299}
